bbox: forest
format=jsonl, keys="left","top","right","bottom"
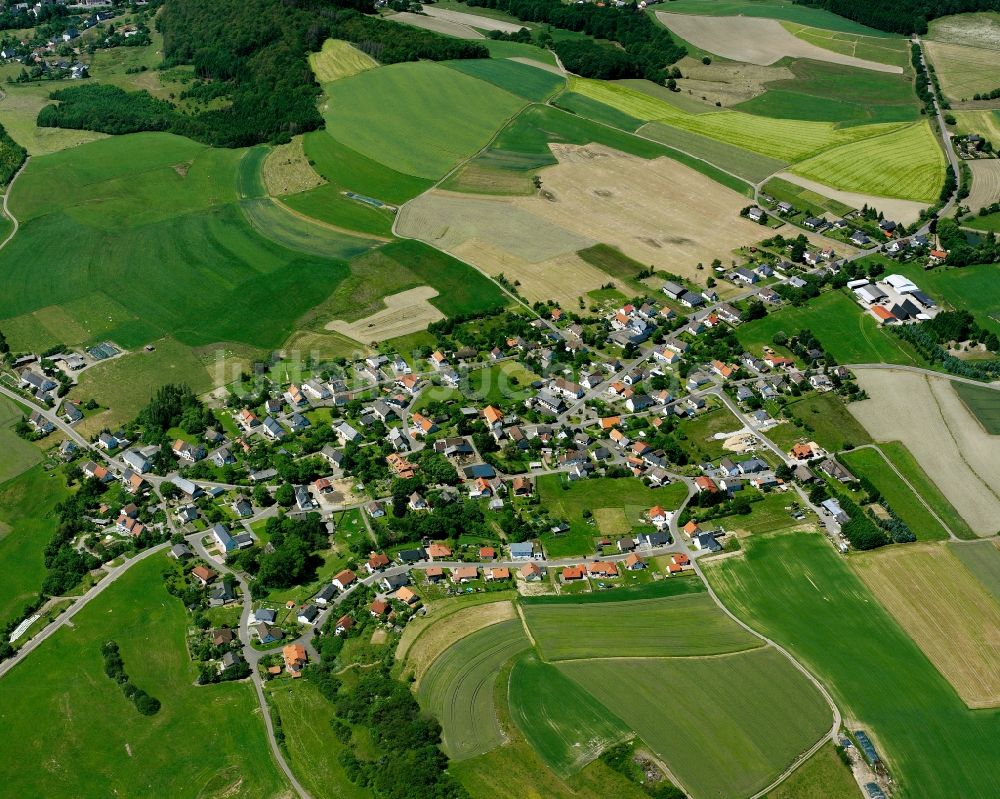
{"left": 795, "top": 0, "right": 1000, "bottom": 34}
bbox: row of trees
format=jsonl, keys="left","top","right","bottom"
{"left": 101, "top": 641, "right": 162, "bottom": 715}
{"left": 794, "top": 0, "right": 1000, "bottom": 34}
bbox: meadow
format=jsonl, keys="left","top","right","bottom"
{"left": 840, "top": 447, "right": 951, "bottom": 541}
{"left": 923, "top": 39, "right": 1000, "bottom": 103}
{"left": 0, "top": 394, "right": 42, "bottom": 484}
{"left": 852, "top": 543, "right": 1000, "bottom": 708}
{"left": 780, "top": 392, "right": 873, "bottom": 452}
{"left": 523, "top": 593, "right": 760, "bottom": 660}
{"left": 308, "top": 38, "right": 377, "bottom": 83}
{"left": 0, "top": 554, "right": 289, "bottom": 798}
{"left": 783, "top": 24, "right": 910, "bottom": 69}
{"left": 886, "top": 261, "right": 1000, "bottom": 337}
{"left": 676, "top": 405, "right": 746, "bottom": 461}
{"left": 554, "top": 92, "right": 644, "bottom": 132}
{"left": 508, "top": 652, "right": 632, "bottom": 777}
{"left": 706, "top": 531, "right": 1000, "bottom": 799}
{"left": 320, "top": 62, "right": 526, "bottom": 180}
{"left": 559, "top": 647, "right": 832, "bottom": 799}
{"left": 949, "top": 540, "right": 1000, "bottom": 602}
{"left": 417, "top": 619, "right": 531, "bottom": 761}
{"left": 790, "top": 121, "right": 945, "bottom": 202}
{"left": 953, "top": 109, "right": 1000, "bottom": 149}
{"left": 466, "top": 361, "right": 540, "bottom": 405}
{"left": 954, "top": 381, "right": 1000, "bottom": 434}
{"left": 764, "top": 740, "right": 858, "bottom": 799}
{"left": 444, "top": 58, "right": 565, "bottom": 102}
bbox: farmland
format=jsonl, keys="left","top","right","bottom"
{"left": 508, "top": 652, "right": 631, "bottom": 777}
{"left": 522, "top": 593, "right": 761, "bottom": 660}
{"left": 417, "top": 619, "right": 530, "bottom": 761}
{"left": 706, "top": 532, "right": 1000, "bottom": 799}
{"left": 852, "top": 543, "right": 1000, "bottom": 708}
{"left": 953, "top": 110, "right": 1000, "bottom": 149}
{"left": 849, "top": 370, "right": 1000, "bottom": 536}
{"left": 764, "top": 741, "right": 858, "bottom": 799}
{"left": 954, "top": 382, "right": 1000, "bottom": 434}
{"left": 964, "top": 160, "right": 1000, "bottom": 213}
{"left": 444, "top": 58, "right": 564, "bottom": 102}
{"left": 560, "top": 647, "right": 832, "bottom": 799}
{"left": 653, "top": 0, "right": 898, "bottom": 35}
{"left": 0, "top": 554, "right": 289, "bottom": 798}
{"left": 783, "top": 23, "right": 910, "bottom": 69}
{"left": 774, "top": 391, "right": 872, "bottom": 452}
{"left": 771, "top": 172, "right": 928, "bottom": 225}
{"left": 0, "top": 394, "right": 42, "bottom": 484}
{"left": 923, "top": 39, "right": 1000, "bottom": 103}
{"left": 840, "top": 447, "right": 950, "bottom": 541}
{"left": 950, "top": 540, "right": 1000, "bottom": 602}
{"left": 308, "top": 38, "right": 377, "bottom": 83}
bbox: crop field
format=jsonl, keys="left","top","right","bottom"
{"left": 966, "top": 160, "right": 1000, "bottom": 213}
{"left": 638, "top": 121, "right": 788, "bottom": 182}
{"left": 554, "top": 92, "right": 644, "bottom": 132}
{"left": 782, "top": 23, "right": 910, "bottom": 69}
{"left": 762, "top": 175, "right": 855, "bottom": 217}
{"left": 771, "top": 172, "right": 928, "bottom": 225}
{"left": 765, "top": 740, "right": 858, "bottom": 799}
{"left": 850, "top": 370, "right": 1000, "bottom": 536}
{"left": 654, "top": 0, "right": 898, "bottom": 35}
{"left": 924, "top": 39, "right": 1000, "bottom": 103}
{"left": 241, "top": 197, "right": 382, "bottom": 259}
{"left": 706, "top": 532, "right": 1000, "bottom": 799}
{"left": 853, "top": 543, "right": 1000, "bottom": 708}
{"left": 325, "top": 286, "right": 444, "bottom": 344}
{"left": 953, "top": 110, "right": 1000, "bottom": 149}
{"left": 418, "top": 619, "right": 531, "bottom": 761}
{"left": 444, "top": 58, "right": 564, "bottom": 102}
{"left": 577, "top": 244, "right": 654, "bottom": 293}
{"left": 840, "top": 447, "right": 950, "bottom": 541}
{"left": 569, "top": 78, "right": 909, "bottom": 162}
{"left": 0, "top": 554, "right": 288, "bottom": 798}
{"left": 0, "top": 394, "right": 42, "bottom": 484}
{"left": 508, "top": 652, "right": 631, "bottom": 777}
{"left": 523, "top": 593, "right": 761, "bottom": 660}
{"left": 791, "top": 121, "right": 945, "bottom": 202}
{"left": 560, "top": 647, "right": 832, "bottom": 799}
{"left": 954, "top": 381, "right": 1000, "bottom": 434}
{"left": 736, "top": 289, "right": 921, "bottom": 366}
{"left": 402, "top": 600, "right": 516, "bottom": 684}
{"left": 321, "top": 62, "right": 525, "bottom": 181}
{"left": 309, "top": 38, "right": 377, "bottom": 82}
{"left": 537, "top": 475, "right": 687, "bottom": 557}
{"left": 950, "top": 540, "right": 1000, "bottom": 602}
{"left": 656, "top": 13, "right": 902, "bottom": 72}
{"left": 735, "top": 59, "right": 918, "bottom": 124}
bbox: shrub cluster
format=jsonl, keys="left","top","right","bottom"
{"left": 101, "top": 641, "right": 162, "bottom": 716}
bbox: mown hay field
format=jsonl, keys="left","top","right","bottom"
{"left": 966, "top": 160, "right": 1000, "bottom": 212}
{"left": 953, "top": 110, "right": 1000, "bottom": 148}
{"left": 853, "top": 543, "right": 1000, "bottom": 708}
{"left": 523, "top": 593, "right": 761, "bottom": 660}
{"left": 773, "top": 172, "right": 928, "bottom": 225}
{"left": 508, "top": 652, "right": 632, "bottom": 778}
{"left": 309, "top": 38, "right": 377, "bottom": 82}
{"left": 706, "top": 531, "right": 1000, "bottom": 799}
{"left": 790, "top": 121, "right": 945, "bottom": 202}
{"left": 638, "top": 121, "right": 788, "bottom": 182}
{"left": 560, "top": 647, "right": 832, "bottom": 799}
{"left": 655, "top": 0, "right": 898, "bottom": 35}
{"left": 262, "top": 135, "right": 325, "bottom": 197}
{"left": 923, "top": 39, "right": 1000, "bottom": 103}
{"left": 417, "top": 619, "right": 531, "bottom": 761}
{"left": 949, "top": 540, "right": 1000, "bottom": 602}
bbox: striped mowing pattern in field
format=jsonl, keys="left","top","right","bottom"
{"left": 790, "top": 120, "right": 945, "bottom": 202}
{"left": 568, "top": 78, "right": 909, "bottom": 162}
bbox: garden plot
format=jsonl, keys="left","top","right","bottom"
{"left": 656, "top": 13, "right": 902, "bottom": 72}
{"left": 325, "top": 285, "right": 445, "bottom": 344}
{"left": 775, "top": 172, "right": 927, "bottom": 225}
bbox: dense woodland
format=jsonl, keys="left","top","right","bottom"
{"left": 0, "top": 122, "right": 26, "bottom": 186}
{"left": 795, "top": 0, "right": 1000, "bottom": 34}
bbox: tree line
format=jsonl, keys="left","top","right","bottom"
{"left": 101, "top": 641, "right": 162, "bottom": 716}
{"left": 0, "top": 121, "right": 25, "bottom": 186}
{"left": 794, "top": 0, "right": 1000, "bottom": 34}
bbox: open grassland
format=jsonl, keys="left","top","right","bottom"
{"left": 0, "top": 79, "right": 107, "bottom": 155}
{"left": 654, "top": 0, "right": 898, "bottom": 35}
{"left": 537, "top": 475, "right": 687, "bottom": 558}
{"left": 241, "top": 197, "right": 381, "bottom": 258}
{"left": 570, "top": 78, "right": 909, "bottom": 163}
{"left": 561, "top": 647, "right": 832, "bottom": 799}
{"left": 0, "top": 466, "right": 67, "bottom": 627}
{"left": 523, "top": 593, "right": 761, "bottom": 660}
{"left": 953, "top": 110, "right": 1000, "bottom": 148}
{"left": 321, "top": 62, "right": 525, "bottom": 181}
{"left": 706, "top": 532, "right": 1000, "bottom": 799}
{"left": 966, "top": 160, "right": 1000, "bottom": 213}
{"left": 0, "top": 133, "right": 362, "bottom": 351}
{"left": 853, "top": 543, "right": 1000, "bottom": 708}
{"left": 840, "top": 447, "right": 950, "bottom": 541}
{"left": 444, "top": 58, "right": 564, "bottom": 102}
{"left": 656, "top": 13, "right": 902, "bottom": 72}
{"left": 0, "top": 554, "right": 288, "bottom": 798}
{"left": 949, "top": 540, "right": 1000, "bottom": 602}
{"left": 418, "top": 619, "right": 531, "bottom": 761}
{"left": 924, "top": 39, "right": 1000, "bottom": 103}
{"left": 776, "top": 391, "right": 872, "bottom": 453}
{"left": 736, "top": 289, "right": 920, "bottom": 366}
{"left": 954, "top": 381, "right": 1000, "bottom": 434}
{"left": 268, "top": 678, "right": 372, "bottom": 799}
{"left": 508, "top": 652, "right": 631, "bottom": 777}
{"left": 402, "top": 600, "right": 516, "bottom": 684}
{"left": 849, "top": 371, "right": 1000, "bottom": 536}
{"left": 764, "top": 740, "right": 858, "bottom": 799}
{"left": 736, "top": 59, "right": 918, "bottom": 124}
{"left": 791, "top": 121, "right": 945, "bottom": 202}
{"left": 782, "top": 23, "right": 910, "bottom": 68}
{"left": 0, "top": 394, "right": 42, "bottom": 484}
{"left": 309, "top": 38, "right": 377, "bottom": 82}
{"left": 261, "top": 136, "right": 325, "bottom": 197}
{"left": 555, "top": 92, "right": 644, "bottom": 133}
{"left": 639, "top": 121, "right": 788, "bottom": 182}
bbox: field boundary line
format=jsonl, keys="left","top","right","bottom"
{"left": 544, "top": 647, "right": 767, "bottom": 664}
{"left": 0, "top": 155, "right": 28, "bottom": 251}
{"left": 514, "top": 603, "right": 537, "bottom": 648}
{"left": 258, "top": 197, "right": 392, "bottom": 242}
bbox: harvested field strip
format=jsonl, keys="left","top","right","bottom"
{"left": 523, "top": 593, "right": 760, "bottom": 661}
{"left": 654, "top": 0, "right": 897, "bottom": 35}
{"left": 508, "top": 652, "right": 632, "bottom": 778}
{"left": 324, "top": 286, "right": 444, "bottom": 344}
{"left": 422, "top": 6, "right": 528, "bottom": 33}
{"left": 569, "top": 77, "right": 909, "bottom": 162}
{"left": 853, "top": 543, "right": 1000, "bottom": 709}
{"left": 308, "top": 38, "right": 377, "bottom": 82}
{"left": 390, "top": 11, "right": 484, "bottom": 39}
{"left": 954, "top": 381, "right": 1000, "bottom": 434}
{"left": 262, "top": 136, "right": 325, "bottom": 198}
{"left": 949, "top": 540, "right": 1000, "bottom": 602}
{"left": 417, "top": 619, "right": 531, "bottom": 761}
{"left": 966, "top": 160, "right": 1000, "bottom": 213}
{"left": 928, "top": 12, "right": 1000, "bottom": 49}
{"left": 560, "top": 648, "right": 832, "bottom": 799}
{"left": 840, "top": 447, "right": 950, "bottom": 541}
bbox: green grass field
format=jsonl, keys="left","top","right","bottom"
{"left": 783, "top": 392, "right": 873, "bottom": 452}
{"left": 577, "top": 243, "right": 652, "bottom": 293}
{"left": 309, "top": 38, "right": 377, "bottom": 83}
{"left": 949, "top": 540, "right": 1000, "bottom": 602}
{"left": 418, "top": 619, "right": 531, "bottom": 761}
{"left": 884, "top": 261, "right": 1000, "bottom": 338}
{"left": 735, "top": 289, "right": 921, "bottom": 366}
{"left": 0, "top": 465, "right": 68, "bottom": 627}
{"left": 240, "top": 197, "right": 380, "bottom": 259}
{"left": 737, "top": 59, "right": 918, "bottom": 125}
{"left": 783, "top": 23, "right": 911, "bottom": 67}
{"left": 0, "top": 394, "right": 42, "bottom": 484}
{"left": 554, "top": 92, "right": 644, "bottom": 132}
{"left": 466, "top": 360, "right": 539, "bottom": 405}
{"left": 523, "top": 593, "right": 760, "bottom": 660}
{"left": 508, "top": 651, "right": 631, "bottom": 777}
{"left": 0, "top": 554, "right": 289, "bottom": 798}
{"left": 954, "top": 382, "right": 1000, "bottom": 434}
{"left": 676, "top": 404, "right": 746, "bottom": 461}
{"left": 537, "top": 475, "right": 688, "bottom": 557}
{"left": 762, "top": 175, "right": 856, "bottom": 217}
{"left": 444, "top": 58, "right": 565, "bottom": 102}
{"left": 482, "top": 38, "right": 558, "bottom": 65}
{"left": 321, "top": 62, "right": 526, "bottom": 180}
{"left": 791, "top": 121, "right": 945, "bottom": 202}
{"left": 841, "top": 447, "right": 950, "bottom": 541}
{"left": 654, "top": 0, "right": 898, "bottom": 35}
{"left": 560, "top": 647, "right": 832, "bottom": 799}
{"left": 706, "top": 531, "right": 1000, "bottom": 799}
{"left": 966, "top": 211, "right": 1000, "bottom": 233}
{"left": 764, "top": 740, "right": 858, "bottom": 799}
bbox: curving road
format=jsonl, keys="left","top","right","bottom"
{"left": 0, "top": 155, "right": 27, "bottom": 250}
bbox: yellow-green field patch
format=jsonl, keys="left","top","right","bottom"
{"left": 309, "top": 38, "right": 378, "bottom": 82}
{"left": 593, "top": 507, "right": 631, "bottom": 536}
